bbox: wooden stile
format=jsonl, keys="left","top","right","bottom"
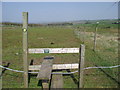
{"left": 21, "top": 12, "right": 86, "bottom": 88}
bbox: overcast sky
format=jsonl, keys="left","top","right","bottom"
{"left": 2, "top": 2, "right": 118, "bottom": 23}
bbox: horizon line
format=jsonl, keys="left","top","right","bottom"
{"left": 2, "top": 18, "right": 118, "bottom": 24}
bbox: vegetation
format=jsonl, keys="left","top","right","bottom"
{"left": 2, "top": 19, "right": 119, "bottom": 88}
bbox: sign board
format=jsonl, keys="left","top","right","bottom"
{"left": 28, "top": 48, "right": 79, "bottom": 54}
{"left": 29, "top": 63, "right": 79, "bottom": 70}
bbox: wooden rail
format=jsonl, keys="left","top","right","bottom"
{"left": 28, "top": 48, "right": 79, "bottom": 53}
{"left": 29, "top": 63, "right": 79, "bottom": 70}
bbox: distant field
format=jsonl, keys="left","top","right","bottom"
{"left": 2, "top": 22, "right": 119, "bottom": 88}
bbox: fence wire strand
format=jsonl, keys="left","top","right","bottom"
{"left": 0, "top": 64, "right": 120, "bottom": 75}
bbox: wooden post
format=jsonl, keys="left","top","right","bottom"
{"left": 79, "top": 44, "right": 85, "bottom": 88}
{"left": 0, "top": 19, "right": 2, "bottom": 90}
{"left": 118, "top": 2, "right": 120, "bottom": 87}
{"left": 22, "top": 12, "right": 28, "bottom": 88}
{"left": 93, "top": 22, "right": 99, "bottom": 51}
{"left": 83, "top": 26, "right": 85, "bottom": 44}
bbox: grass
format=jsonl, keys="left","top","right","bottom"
{"left": 2, "top": 22, "right": 119, "bottom": 88}
{"left": 74, "top": 23, "right": 119, "bottom": 88}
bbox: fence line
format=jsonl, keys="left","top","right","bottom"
{"left": 0, "top": 64, "right": 120, "bottom": 75}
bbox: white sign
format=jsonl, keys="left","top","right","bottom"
{"left": 29, "top": 63, "right": 79, "bottom": 70}
{"left": 28, "top": 48, "right": 79, "bottom": 53}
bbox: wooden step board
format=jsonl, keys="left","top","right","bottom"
{"left": 37, "top": 56, "right": 54, "bottom": 80}
{"left": 51, "top": 73, "right": 63, "bottom": 88}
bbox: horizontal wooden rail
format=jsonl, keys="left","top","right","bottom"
{"left": 29, "top": 63, "right": 79, "bottom": 70}
{"left": 28, "top": 48, "right": 79, "bottom": 53}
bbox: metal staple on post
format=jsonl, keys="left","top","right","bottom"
{"left": 23, "top": 12, "right": 28, "bottom": 88}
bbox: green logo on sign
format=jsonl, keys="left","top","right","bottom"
{"left": 44, "top": 49, "right": 49, "bottom": 53}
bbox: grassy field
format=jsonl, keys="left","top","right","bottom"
{"left": 2, "top": 22, "right": 119, "bottom": 88}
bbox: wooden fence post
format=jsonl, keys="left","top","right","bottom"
{"left": 93, "top": 22, "right": 99, "bottom": 51}
{"left": 0, "top": 14, "right": 2, "bottom": 90}
{"left": 83, "top": 26, "right": 85, "bottom": 44}
{"left": 22, "top": 12, "right": 28, "bottom": 88}
{"left": 79, "top": 44, "right": 85, "bottom": 88}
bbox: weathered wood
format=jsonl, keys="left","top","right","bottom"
{"left": 83, "top": 26, "right": 85, "bottom": 44}
{"left": 37, "top": 56, "right": 53, "bottom": 80}
{"left": 93, "top": 24, "right": 98, "bottom": 51}
{"left": 23, "top": 12, "right": 28, "bottom": 88}
{"left": 51, "top": 73, "right": 63, "bottom": 88}
{"left": 28, "top": 48, "right": 79, "bottom": 54}
{"left": 28, "top": 60, "right": 34, "bottom": 84}
{"left": 79, "top": 44, "right": 85, "bottom": 88}
{"left": 0, "top": 19, "right": 2, "bottom": 90}
{"left": 29, "top": 63, "right": 79, "bottom": 70}
{"left": 42, "top": 80, "right": 49, "bottom": 88}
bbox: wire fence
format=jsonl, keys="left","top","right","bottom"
{"left": 2, "top": 25, "right": 119, "bottom": 88}
{"left": 0, "top": 64, "right": 120, "bottom": 75}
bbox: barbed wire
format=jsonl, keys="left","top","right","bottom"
{"left": 0, "top": 64, "right": 120, "bottom": 75}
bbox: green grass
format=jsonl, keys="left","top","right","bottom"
{"left": 74, "top": 23, "right": 118, "bottom": 88}
{"left": 2, "top": 23, "right": 119, "bottom": 88}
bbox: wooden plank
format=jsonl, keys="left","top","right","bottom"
{"left": 28, "top": 48, "right": 79, "bottom": 54}
{"left": 37, "top": 56, "right": 53, "bottom": 80}
{"left": 79, "top": 44, "right": 85, "bottom": 88}
{"left": 22, "top": 12, "right": 28, "bottom": 88}
{"left": 29, "top": 63, "right": 78, "bottom": 70}
{"left": 51, "top": 73, "right": 63, "bottom": 88}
